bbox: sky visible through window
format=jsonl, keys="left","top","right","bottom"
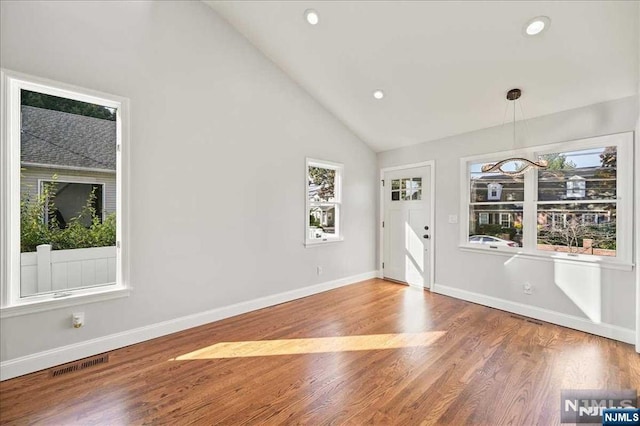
{"left": 541, "top": 147, "right": 606, "bottom": 168}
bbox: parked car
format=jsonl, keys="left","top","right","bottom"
{"left": 469, "top": 235, "right": 518, "bottom": 247}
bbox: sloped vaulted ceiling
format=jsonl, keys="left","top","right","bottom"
{"left": 205, "top": 1, "right": 639, "bottom": 152}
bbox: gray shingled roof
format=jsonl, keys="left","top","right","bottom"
{"left": 21, "top": 105, "right": 116, "bottom": 171}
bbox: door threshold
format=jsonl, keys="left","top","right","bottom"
{"left": 383, "top": 277, "right": 408, "bottom": 285}
{"left": 383, "top": 277, "right": 430, "bottom": 291}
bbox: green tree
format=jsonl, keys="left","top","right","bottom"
{"left": 20, "top": 178, "right": 55, "bottom": 253}
{"left": 20, "top": 175, "right": 116, "bottom": 252}
{"left": 308, "top": 167, "right": 335, "bottom": 201}
{"left": 21, "top": 90, "right": 116, "bottom": 121}
{"left": 599, "top": 146, "right": 616, "bottom": 168}
{"left": 539, "top": 153, "right": 576, "bottom": 170}
{"left": 309, "top": 214, "right": 321, "bottom": 227}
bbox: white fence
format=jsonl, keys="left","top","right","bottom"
{"left": 21, "top": 244, "right": 116, "bottom": 296}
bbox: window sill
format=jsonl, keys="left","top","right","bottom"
{"left": 0, "top": 286, "right": 130, "bottom": 318}
{"left": 458, "top": 245, "right": 633, "bottom": 271}
{"left": 305, "top": 237, "right": 344, "bottom": 247}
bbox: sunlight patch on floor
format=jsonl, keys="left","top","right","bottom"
{"left": 173, "top": 332, "right": 446, "bottom": 360}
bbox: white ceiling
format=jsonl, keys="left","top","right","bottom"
{"left": 206, "top": 1, "right": 639, "bottom": 152}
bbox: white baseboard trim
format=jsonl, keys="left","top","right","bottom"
{"left": 0, "top": 271, "right": 378, "bottom": 381}
{"left": 433, "top": 283, "right": 635, "bottom": 344}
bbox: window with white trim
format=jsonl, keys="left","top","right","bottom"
{"left": 499, "top": 213, "right": 512, "bottom": 228}
{"left": 306, "top": 158, "right": 343, "bottom": 245}
{"left": 461, "top": 133, "right": 632, "bottom": 267}
{"left": 1, "top": 70, "right": 128, "bottom": 311}
{"left": 478, "top": 212, "right": 489, "bottom": 225}
{"left": 468, "top": 160, "right": 524, "bottom": 248}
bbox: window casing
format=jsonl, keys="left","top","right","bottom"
{"left": 1, "top": 70, "right": 129, "bottom": 315}
{"left": 305, "top": 158, "right": 343, "bottom": 246}
{"left": 460, "top": 133, "right": 633, "bottom": 268}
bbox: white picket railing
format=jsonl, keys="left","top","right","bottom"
{"left": 20, "top": 244, "right": 116, "bottom": 296}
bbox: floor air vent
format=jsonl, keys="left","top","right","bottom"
{"left": 50, "top": 354, "right": 109, "bottom": 377}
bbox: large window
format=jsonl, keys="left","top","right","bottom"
{"left": 306, "top": 158, "right": 343, "bottom": 245}
{"left": 1, "top": 70, "right": 128, "bottom": 312}
{"left": 461, "top": 133, "right": 632, "bottom": 267}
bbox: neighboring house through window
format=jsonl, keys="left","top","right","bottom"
{"left": 467, "top": 159, "right": 524, "bottom": 247}
{"left": 461, "top": 133, "right": 632, "bottom": 266}
{"left": 306, "top": 158, "right": 343, "bottom": 245}
{"left": 20, "top": 103, "right": 117, "bottom": 232}
{"left": 1, "top": 70, "right": 129, "bottom": 313}
{"left": 536, "top": 145, "right": 620, "bottom": 257}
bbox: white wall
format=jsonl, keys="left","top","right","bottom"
{"left": 0, "top": 1, "right": 377, "bottom": 367}
{"left": 379, "top": 96, "right": 638, "bottom": 339}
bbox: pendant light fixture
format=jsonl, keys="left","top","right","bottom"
{"left": 481, "top": 89, "right": 548, "bottom": 176}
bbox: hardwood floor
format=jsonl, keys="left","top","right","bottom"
{"left": 1, "top": 279, "right": 638, "bottom": 425}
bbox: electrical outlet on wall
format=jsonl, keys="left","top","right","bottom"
{"left": 317, "top": 266, "right": 323, "bottom": 276}
{"left": 72, "top": 312, "right": 85, "bottom": 328}
{"left": 523, "top": 283, "right": 533, "bottom": 295}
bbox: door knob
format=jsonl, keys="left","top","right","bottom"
{"left": 423, "top": 234, "right": 430, "bottom": 239}
{"left": 424, "top": 225, "right": 429, "bottom": 230}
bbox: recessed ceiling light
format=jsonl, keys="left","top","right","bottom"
{"left": 373, "top": 90, "right": 385, "bottom": 100}
{"left": 524, "top": 16, "right": 551, "bottom": 36}
{"left": 305, "top": 9, "right": 319, "bottom": 25}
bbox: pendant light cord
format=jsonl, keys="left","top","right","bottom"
{"left": 481, "top": 88, "right": 548, "bottom": 175}
{"left": 513, "top": 98, "right": 516, "bottom": 146}
{"left": 519, "top": 100, "right": 531, "bottom": 144}
{"left": 501, "top": 99, "right": 510, "bottom": 126}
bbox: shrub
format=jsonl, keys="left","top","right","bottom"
{"left": 309, "top": 214, "right": 321, "bottom": 227}
{"left": 20, "top": 180, "right": 116, "bottom": 252}
{"left": 537, "top": 222, "right": 616, "bottom": 251}
{"left": 476, "top": 224, "right": 503, "bottom": 236}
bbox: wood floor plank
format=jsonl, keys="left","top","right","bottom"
{"left": 1, "top": 279, "right": 638, "bottom": 425}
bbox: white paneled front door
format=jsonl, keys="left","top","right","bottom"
{"left": 383, "top": 166, "right": 432, "bottom": 288}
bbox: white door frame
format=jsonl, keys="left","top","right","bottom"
{"left": 379, "top": 160, "right": 436, "bottom": 290}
